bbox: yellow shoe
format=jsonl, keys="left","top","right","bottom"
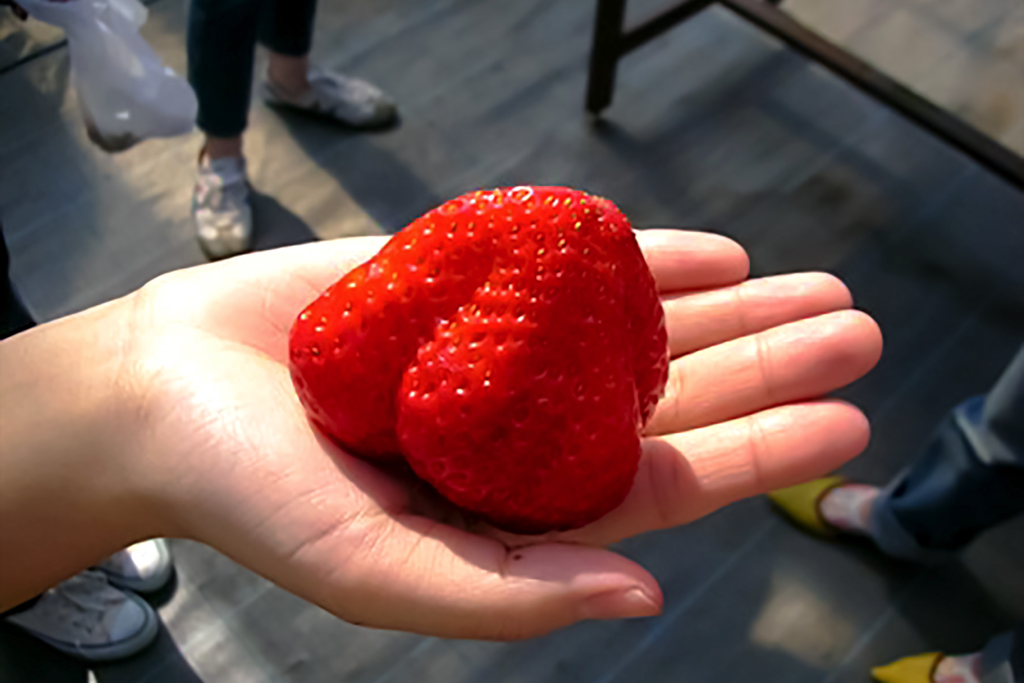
{"left": 871, "top": 652, "right": 943, "bottom": 683}
{"left": 767, "top": 476, "right": 846, "bottom": 537}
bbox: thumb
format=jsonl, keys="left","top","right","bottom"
{"left": 285, "top": 513, "right": 663, "bottom": 640}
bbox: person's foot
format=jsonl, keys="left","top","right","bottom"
{"left": 872, "top": 651, "right": 982, "bottom": 683}
{"left": 261, "top": 66, "right": 398, "bottom": 129}
{"left": 4, "top": 570, "right": 159, "bottom": 662}
{"left": 818, "top": 483, "right": 879, "bottom": 534}
{"left": 768, "top": 476, "right": 880, "bottom": 537}
{"left": 192, "top": 151, "right": 253, "bottom": 260}
{"left": 96, "top": 539, "right": 173, "bottom": 594}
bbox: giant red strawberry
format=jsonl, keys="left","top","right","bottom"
{"left": 290, "top": 187, "right": 668, "bottom": 533}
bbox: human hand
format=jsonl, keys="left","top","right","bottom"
{"left": 0, "top": 230, "right": 881, "bottom": 639}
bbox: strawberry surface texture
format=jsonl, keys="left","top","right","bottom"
{"left": 289, "top": 186, "right": 668, "bottom": 533}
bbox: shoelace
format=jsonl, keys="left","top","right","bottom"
{"left": 197, "top": 165, "right": 246, "bottom": 211}
{"left": 52, "top": 572, "right": 118, "bottom": 634}
{"left": 310, "top": 73, "right": 377, "bottom": 115}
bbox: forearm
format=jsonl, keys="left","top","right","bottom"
{"left": 0, "top": 298, "right": 151, "bottom": 609}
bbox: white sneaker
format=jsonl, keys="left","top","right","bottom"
{"left": 192, "top": 153, "right": 253, "bottom": 260}
{"left": 261, "top": 66, "right": 398, "bottom": 129}
{"left": 96, "top": 539, "right": 173, "bottom": 594}
{"left": 5, "top": 570, "right": 159, "bottom": 662}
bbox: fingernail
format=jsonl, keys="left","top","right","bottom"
{"left": 580, "top": 587, "right": 661, "bottom": 621}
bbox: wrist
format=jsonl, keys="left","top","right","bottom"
{"left": 0, "top": 296, "right": 156, "bottom": 606}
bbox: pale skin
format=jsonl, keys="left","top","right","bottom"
{"left": 0, "top": 230, "right": 882, "bottom": 639}
{"left": 205, "top": 51, "right": 311, "bottom": 160}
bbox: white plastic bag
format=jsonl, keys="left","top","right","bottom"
{"left": 19, "top": 0, "right": 197, "bottom": 152}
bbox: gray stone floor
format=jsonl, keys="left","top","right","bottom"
{"left": 775, "top": 0, "right": 1024, "bottom": 154}
{"left": 1, "top": 0, "right": 1023, "bottom": 681}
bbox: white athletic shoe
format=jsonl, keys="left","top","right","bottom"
{"left": 96, "top": 539, "right": 173, "bottom": 594}
{"left": 5, "top": 570, "right": 159, "bottom": 662}
{"left": 261, "top": 66, "right": 398, "bottom": 129}
{"left": 192, "top": 153, "right": 253, "bottom": 260}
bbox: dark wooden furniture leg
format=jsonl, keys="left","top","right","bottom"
{"left": 586, "top": 0, "right": 717, "bottom": 115}
{"left": 585, "top": 0, "right": 627, "bottom": 115}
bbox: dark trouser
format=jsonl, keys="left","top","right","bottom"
{"left": 187, "top": 0, "right": 318, "bottom": 138}
{"left": 1, "top": 228, "right": 34, "bottom": 339}
{"left": 869, "top": 347, "right": 1024, "bottom": 682}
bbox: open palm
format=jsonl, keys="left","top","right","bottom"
{"left": 129, "top": 229, "right": 880, "bottom": 639}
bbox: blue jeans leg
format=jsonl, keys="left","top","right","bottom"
{"left": 869, "top": 346, "right": 1024, "bottom": 562}
{"left": 868, "top": 348, "right": 1024, "bottom": 681}
{"left": 977, "top": 624, "right": 1024, "bottom": 683}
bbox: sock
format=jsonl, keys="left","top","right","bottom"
{"left": 818, "top": 484, "right": 880, "bottom": 534}
{"left": 934, "top": 653, "right": 982, "bottom": 683}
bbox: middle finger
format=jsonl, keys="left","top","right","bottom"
{"left": 646, "top": 309, "right": 882, "bottom": 435}
{"left": 663, "top": 271, "right": 854, "bottom": 357}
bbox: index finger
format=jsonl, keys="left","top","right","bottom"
{"left": 636, "top": 229, "right": 750, "bottom": 293}
{"left": 195, "top": 228, "right": 746, "bottom": 313}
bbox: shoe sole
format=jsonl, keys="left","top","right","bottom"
{"left": 197, "top": 236, "right": 251, "bottom": 262}
{"left": 104, "top": 563, "right": 174, "bottom": 594}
